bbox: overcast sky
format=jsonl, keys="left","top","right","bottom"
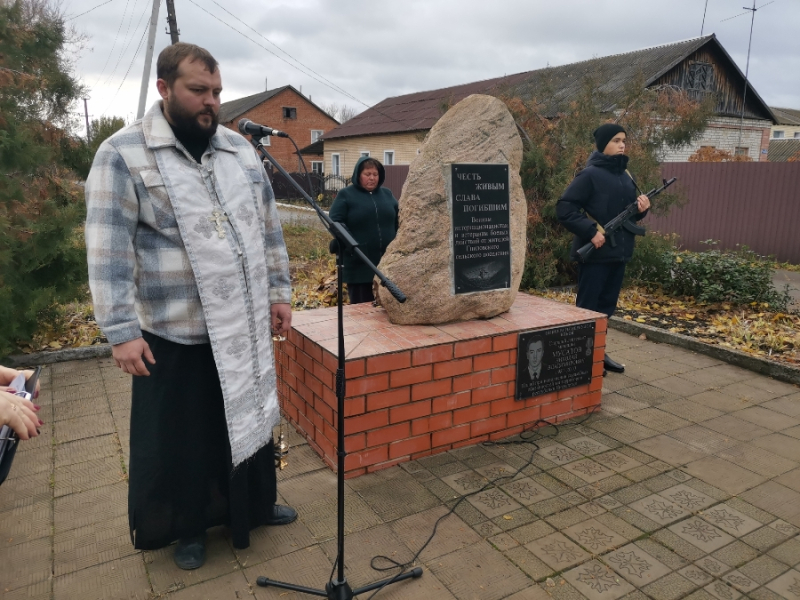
{"left": 65, "top": 0, "right": 800, "bottom": 134}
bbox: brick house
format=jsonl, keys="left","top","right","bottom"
{"left": 321, "top": 34, "right": 775, "bottom": 176}
{"left": 219, "top": 85, "right": 339, "bottom": 172}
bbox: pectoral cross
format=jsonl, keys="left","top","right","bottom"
{"left": 209, "top": 209, "right": 228, "bottom": 239}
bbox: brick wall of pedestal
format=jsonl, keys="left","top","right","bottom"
{"left": 275, "top": 300, "right": 605, "bottom": 478}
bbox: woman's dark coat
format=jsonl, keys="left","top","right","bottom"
{"left": 329, "top": 156, "right": 399, "bottom": 283}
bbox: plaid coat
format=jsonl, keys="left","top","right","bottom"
{"left": 85, "top": 102, "right": 291, "bottom": 346}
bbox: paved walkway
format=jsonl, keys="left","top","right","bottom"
{"left": 2, "top": 329, "right": 800, "bottom": 600}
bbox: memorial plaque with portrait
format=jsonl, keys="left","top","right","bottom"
{"left": 516, "top": 322, "right": 596, "bottom": 400}
{"left": 451, "top": 164, "right": 511, "bottom": 294}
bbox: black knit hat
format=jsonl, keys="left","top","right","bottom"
{"left": 593, "top": 123, "right": 626, "bottom": 152}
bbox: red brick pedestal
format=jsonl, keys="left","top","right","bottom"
{"left": 276, "top": 294, "right": 605, "bottom": 478}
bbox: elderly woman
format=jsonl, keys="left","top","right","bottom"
{"left": 329, "top": 157, "right": 399, "bottom": 304}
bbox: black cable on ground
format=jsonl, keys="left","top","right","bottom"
{"left": 359, "top": 407, "right": 602, "bottom": 599}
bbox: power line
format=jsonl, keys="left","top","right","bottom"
{"left": 100, "top": 0, "right": 152, "bottom": 89}
{"left": 65, "top": 0, "right": 115, "bottom": 21}
{"left": 102, "top": 15, "right": 150, "bottom": 116}
{"left": 92, "top": 0, "right": 137, "bottom": 89}
{"left": 187, "top": 0, "right": 416, "bottom": 132}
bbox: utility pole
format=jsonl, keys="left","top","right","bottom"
{"left": 137, "top": 0, "right": 161, "bottom": 120}
{"left": 165, "top": 0, "right": 179, "bottom": 44}
{"left": 83, "top": 98, "right": 91, "bottom": 144}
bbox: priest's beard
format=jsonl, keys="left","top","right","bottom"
{"left": 164, "top": 97, "right": 218, "bottom": 140}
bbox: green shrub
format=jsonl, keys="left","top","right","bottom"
{"left": 625, "top": 232, "right": 680, "bottom": 287}
{"left": 668, "top": 243, "right": 791, "bottom": 310}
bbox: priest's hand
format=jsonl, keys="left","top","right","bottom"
{"left": 271, "top": 303, "right": 292, "bottom": 337}
{"left": 112, "top": 338, "right": 156, "bottom": 376}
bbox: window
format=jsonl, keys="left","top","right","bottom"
{"left": 311, "top": 130, "right": 323, "bottom": 143}
{"left": 735, "top": 147, "right": 749, "bottom": 156}
{"left": 384, "top": 151, "right": 394, "bottom": 165}
{"left": 311, "top": 161, "right": 323, "bottom": 174}
{"left": 795, "top": 132, "right": 800, "bottom": 139}
{"left": 360, "top": 151, "right": 370, "bottom": 158}
{"left": 282, "top": 107, "right": 297, "bottom": 119}
{"left": 685, "top": 62, "right": 714, "bottom": 92}
{"left": 259, "top": 136, "right": 270, "bottom": 146}
{"left": 773, "top": 130, "right": 785, "bottom": 139}
{"left": 331, "top": 154, "right": 340, "bottom": 176}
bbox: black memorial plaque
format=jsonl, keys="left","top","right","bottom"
{"left": 451, "top": 164, "right": 511, "bottom": 294}
{"left": 515, "top": 322, "right": 596, "bottom": 400}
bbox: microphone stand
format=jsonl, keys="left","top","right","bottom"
{"left": 252, "top": 139, "right": 420, "bottom": 599}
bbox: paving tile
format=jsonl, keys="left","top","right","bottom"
{"left": 164, "top": 570, "right": 253, "bottom": 600}
{"left": 659, "top": 483, "right": 717, "bottom": 512}
{"left": 712, "top": 540, "right": 760, "bottom": 568}
{"left": 595, "top": 495, "right": 623, "bottom": 510}
{"left": 766, "top": 567, "right": 800, "bottom": 599}
{"left": 54, "top": 434, "right": 120, "bottom": 468}
{"left": 538, "top": 442, "right": 583, "bottom": 466}
{"left": 680, "top": 565, "right": 714, "bottom": 586}
{"left": 500, "top": 477, "right": 556, "bottom": 506}
{"left": 720, "top": 380, "right": 795, "bottom": 404}
{"left": 739, "top": 555, "right": 793, "bottom": 585}
{"left": 233, "top": 517, "right": 317, "bottom": 567}
{"left": 721, "top": 569, "right": 759, "bottom": 594}
{"left": 686, "top": 390, "right": 753, "bottom": 413}
{"left": 577, "top": 502, "right": 607, "bottom": 518}
{"left": 563, "top": 517, "right": 629, "bottom": 554}
{"left": 703, "top": 580, "right": 742, "bottom": 600}
{"left": 53, "top": 514, "right": 137, "bottom": 576}
{"left": 611, "top": 483, "right": 652, "bottom": 505}
{"left": 526, "top": 531, "right": 591, "bottom": 571}
{"left": 660, "top": 398, "right": 724, "bottom": 423}
{"left": 739, "top": 378, "right": 800, "bottom": 398}
{"left": 743, "top": 526, "right": 794, "bottom": 552}
{"left": 650, "top": 376, "right": 710, "bottom": 397}
{"left": 641, "top": 572, "right": 697, "bottom": 600}
{"left": 668, "top": 425, "right": 738, "bottom": 455}
{"left": 591, "top": 417, "right": 660, "bottom": 445}
{"left": 669, "top": 517, "right": 736, "bottom": 553}
{"left": 466, "top": 488, "right": 521, "bottom": 519}
{"left": 563, "top": 436, "right": 611, "bottom": 456}
{"left": 769, "top": 519, "right": 800, "bottom": 537}
{"left": 717, "top": 444, "right": 797, "bottom": 479}
{"left": 626, "top": 408, "right": 692, "bottom": 433}
{"left": 298, "top": 492, "right": 382, "bottom": 540}
{"left": 562, "top": 560, "right": 635, "bottom": 600}
{"left": 749, "top": 587, "right": 789, "bottom": 600}
{"left": 563, "top": 459, "right": 615, "bottom": 484}
{"left": 735, "top": 406, "right": 800, "bottom": 432}
{"left": 245, "top": 546, "right": 333, "bottom": 599}
{"left": 740, "top": 482, "right": 800, "bottom": 527}
{"left": 54, "top": 482, "right": 127, "bottom": 533}
{"left": 699, "top": 504, "right": 764, "bottom": 538}
{"left": 0, "top": 536, "right": 52, "bottom": 591}
{"left": 593, "top": 450, "right": 642, "bottom": 473}
{"left": 634, "top": 538, "right": 690, "bottom": 570}
{"left": 632, "top": 435, "right": 707, "bottom": 466}
{"left": 54, "top": 455, "right": 125, "bottom": 497}
{"left": 599, "top": 393, "right": 650, "bottom": 416}
{"left": 684, "top": 456, "right": 767, "bottom": 495}
{"left": 769, "top": 537, "right": 800, "bottom": 567}
{"left": 428, "top": 541, "right": 530, "bottom": 600}
{"left": 604, "top": 543, "right": 671, "bottom": 586}
{"left": 696, "top": 556, "right": 732, "bottom": 577}
{"left": 629, "top": 493, "right": 689, "bottom": 525}
{"left": 703, "top": 414, "right": 775, "bottom": 442}
{"left": 617, "top": 383, "right": 680, "bottom": 405}
{"left": 763, "top": 395, "right": 800, "bottom": 419}
{"left": 492, "top": 507, "right": 537, "bottom": 532}
{"left": 645, "top": 473, "right": 689, "bottom": 494}
{"left": 52, "top": 553, "right": 151, "bottom": 600}
{"left": 441, "top": 469, "right": 487, "bottom": 494}
{"left": 472, "top": 520, "right": 503, "bottom": 537}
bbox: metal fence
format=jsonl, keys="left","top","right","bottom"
{"left": 648, "top": 162, "right": 800, "bottom": 263}
{"left": 380, "top": 162, "right": 800, "bottom": 264}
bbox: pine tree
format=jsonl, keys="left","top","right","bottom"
{"left": 0, "top": 0, "right": 89, "bottom": 356}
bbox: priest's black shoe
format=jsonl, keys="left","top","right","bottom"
{"left": 266, "top": 504, "right": 298, "bottom": 526}
{"left": 174, "top": 535, "right": 206, "bottom": 570}
{"left": 604, "top": 355, "right": 625, "bottom": 373}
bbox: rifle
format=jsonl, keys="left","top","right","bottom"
{"left": 576, "top": 177, "right": 677, "bottom": 262}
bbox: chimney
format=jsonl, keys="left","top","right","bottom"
{"left": 265, "top": 77, "right": 268, "bottom": 91}
{"left": 299, "top": 85, "right": 303, "bottom": 95}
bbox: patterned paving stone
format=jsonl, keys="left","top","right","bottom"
{"left": 704, "top": 580, "right": 742, "bottom": 600}
{"left": 766, "top": 567, "right": 800, "bottom": 599}
{"left": 577, "top": 502, "right": 607, "bottom": 518}
{"left": 680, "top": 565, "right": 714, "bottom": 586}
{"left": 526, "top": 531, "right": 591, "bottom": 571}
{"left": 738, "top": 555, "right": 793, "bottom": 585}
{"left": 492, "top": 507, "right": 537, "bottom": 532}
{"left": 563, "top": 459, "right": 615, "bottom": 484}
{"left": 500, "top": 477, "right": 556, "bottom": 506}
{"left": 563, "top": 436, "right": 611, "bottom": 457}
{"left": 594, "top": 450, "right": 642, "bottom": 473}
{"left": 0, "top": 536, "right": 53, "bottom": 591}
{"left": 641, "top": 572, "right": 697, "bottom": 600}
{"left": 591, "top": 417, "right": 661, "bottom": 445}
{"left": 629, "top": 493, "right": 688, "bottom": 526}
{"left": 703, "top": 414, "right": 774, "bottom": 442}
{"left": 466, "top": 488, "right": 521, "bottom": 519}
{"left": 721, "top": 570, "right": 759, "bottom": 594}
{"left": 743, "top": 525, "right": 795, "bottom": 552}
{"left": 701, "top": 504, "right": 763, "bottom": 537}
{"left": 696, "top": 556, "right": 732, "bottom": 577}
{"left": 712, "top": 540, "right": 761, "bottom": 568}
{"left": 626, "top": 408, "right": 693, "bottom": 434}
{"left": 441, "top": 469, "right": 487, "bottom": 494}
{"left": 740, "top": 482, "right": 800, "bottom": 527}
{"left": 769, "top": 519, "right": 800, "bottom": 537}
{"left": 605, "top": 543, "right": 671, "bottom": 586}
{"left": 563, "top": 518, "right": 628, "bottom": 554}
{"left": 474, "top": 461, "right": 519, "bottom": 483}
{"left": 244, "top": 545, "right": 333, "bottom": 599}
{"left": 684, "top": 456, "right": 767, "bottom": 495}
{"left": 538, "top": 442, "right": 583, "bottom": 466}
{"left": 502, "top": 546, "right": 555, "bottom": 582}
{"left": 669, "top": 517, "right": 735, "bottom": 553}
{"left": 717, "top": 443, "right": 798, "bottom": 479}
{"left": 562, "top": 560, "right": 635, "bottom": 600}
{"left": 668, "top": 425, "right": 739, "bottom": 454}
{"left": 53, "top": 514, "right": 137, "bottom": 576}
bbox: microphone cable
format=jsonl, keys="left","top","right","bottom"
{"left": 347, "top": 406, "right": 602, "bottom": 599}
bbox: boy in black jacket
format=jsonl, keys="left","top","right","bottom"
{"left": 556, "top": 124, "right": 650, "bottom": 373}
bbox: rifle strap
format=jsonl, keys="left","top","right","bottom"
{"left": 582, "top": 211, "right": 606, "bottom": 234}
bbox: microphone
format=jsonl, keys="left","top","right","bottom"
{"left": 238, "top": 118, "right": 289, "bottom": 138}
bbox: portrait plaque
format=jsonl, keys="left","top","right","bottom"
{"left": 450, "top": 164, "right": 511, "bottom": 294}
{"left": 516, "top": 322, "right": 596, "bottom": 400}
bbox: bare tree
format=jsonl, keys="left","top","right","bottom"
{"left": 320, "top": 102, "right": 359, "bottom": 123}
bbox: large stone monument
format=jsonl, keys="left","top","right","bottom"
{"left": 376, "top": 94, "right": 526, "bottom": 325}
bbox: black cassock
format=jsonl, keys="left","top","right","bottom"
{"left": 128, "top": 331, "right": 277, "bottom": 550}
